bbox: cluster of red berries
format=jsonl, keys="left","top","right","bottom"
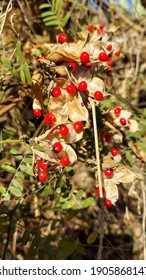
{"left": 33, "top": 30, "right": 123, "bottom": 212}
{"left": 37, "top": 141, "right": 72, "bottom": 182}
{"left": 114, "top": 107, "right": 127, "bottom": 125}
{"left": 34, "top": 121, "right": 83, "bottom": 182}
{"left": 87, "top": 23, "right": 105, "bottom": 35}
{"left": 95, "top": 147, "right": 119, "bottom": 207}
{"left": 95, "top": 187, "right": 112, "bottom": 208}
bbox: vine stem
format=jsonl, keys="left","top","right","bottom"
{"left": 0, "top": 139, "right": 21, "bottom": 144}
{"left": 91, "top": 100, "right": 103, "bottom": 198}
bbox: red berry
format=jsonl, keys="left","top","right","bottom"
{"left": 44, "top": 112, "right": 55, "bottom": 124}
{"left": 111, "top": 147, "right": 119, "bottom": 156}
{"left": 60, "top": 156, "right": 70, "bottom": 166}
{"left": 33, "top": 109, "right": 42, "bottom": 117}
{"left": 88, "top": 24, "right": 94, "bottom": 32}
{"left": 96, "top": 187, "right": 105, "bottom": 195}
{"left": 120, "top": 118, "right": 126, "bottom": 125}
{"left": 66, "top": 84, "right": 77, "bottom": 94}
{"left": 53, "top": 142, "right": 63, "bottom": 153}
{"left": 115, "top": 50, "right": 120, "bottom": 56}
{"left": 97, "top": 28, "right": 103, "bottom": 35}
{"left": 104, "top": 199, "right": 112, "bottom": 208}
{"left": 67, "top": 61, "right": 77, "bottom": 71}
{"left": 50, "top": 123, "right": 57, "bottom": 129}
{"left": 78, "top": 81, "right": 87, "bottom": 91}
{"left": 59, "top": 125, "right": 69, "bottom": 136}
{"left": 80, "top": 52, "right": 90, "bottom": 63}
{"left": 38, "top": 171, "right": 48, "bottom": 182}
{"left": 100, "top": 131, "right": 106, "bottom": 138}
{"left": 38, "top": 160, "right": 49, "bottom": 171}
{"left": 85, "top": 61, "right": 92, "bottom": 67}
{"left": 58, "top": 33, "right": 67, "bottom": 43}
{"left": 41, "top": 55, "right": 46, "bottom": 60}
{"left": 107, "top": 70, "right": 112, "bottom": 76}
{"left": 114, "top": 107, "right": 121, "bottom": 115}
{"left": 98, "top": 52, "right": 108, "bottom": 62}
{"left": 104, "top": 169, "right": 113, "bottom": 177}
{"left": 94, "top": 91, "right": 103, "bottom": 100}
{"left": 100, "top": 23, "right": 104, "bottom": 29}
{"left": 73, "top": 121, "right": 83, "bottom": 132}
{"left": 107, "top": 60, "right": 112, "bottom": 67}
{"left": 107, "top": 44, "right": 112, "bottom": 51}
{"left": 52, "top": 87, "right": 61, "bottom": 97}
{"left": 74, "top": 186, "right": 80, "bottom": 191}
{"left": 105, "top": 136, "right": 112, "bottom": 143}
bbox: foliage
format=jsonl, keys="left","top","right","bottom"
{"left": 39, "top": 0, "right": 71, "bottom": 29}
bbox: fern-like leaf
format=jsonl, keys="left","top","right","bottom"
{"left": 39, "top": 0, "right": 70, "bottom": 29}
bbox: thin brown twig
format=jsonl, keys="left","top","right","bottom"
{"left": 0, "top": 0, "right": 13, "bottom": 36}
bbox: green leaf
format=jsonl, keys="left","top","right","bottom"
{"left": 16, "top": 171, "right": 25, "bottom": 180}
{"left": 56, "top": 187, "right": 61, "bottom": 194}
{"left": 65, "top": 166, "right": 74, "bottom": 176}
{"left": 12, "top": 68, "right": 20, "bottom": 79}
{"left": 61, "top": 12, "right": 71, "bottom": 27}
{"left": 20, "top": 64, "right": 26, "bottom": 84}
{"left": 87, "top": 231, "right": 98, "bottom": 245}
{"left": 42, "top": 184, "right": 52, "bottom": 198}
{"left": 23, "top": 156, "right": 33, "bottom": 164}
{"left": 23, "top": 62, "right": 32, "bottom": 85}
{"left": 1, "top": 164, "right": 16, "bottom": 173}
{"left": 10, "top": 148, "right": 19, "bottom": 155}
{"left": 39, "top": 3, "right": 51, "bottom": 9}
{"left": 10, "top": 148, "right": 23, "bottom": 160}
{"left": 9, "top": 186, "right": 22, "bottom": 197}
{"left": 1, "top": 56, "right": 11, "bottom": 68}
{"left": 45, "top": 19, "right": 61, "bottom": 26}
{"left": 33, "top": 145, "right": 45, "bottom": 152}
{"left": 3, "top": 193, "right": 10, "bottom": 201}
{"left": 75, "top": 190, "right": 84, "bottom": 201}
{"left": 12, "top": 179, "right": 23, "bottom": 191}
{"left": 125, "top": 149, "right": 133, "bottom": 164}
{"left": 55, "top": 0, "right": 63, "bottom": 15}
{"left": 62, "top": 199, "right": 75, "bottom": 210}
{"left": 41, "top": 11, "right": 55, "bottom": 17}
{"left": 43, "top": 15, "right": 57, "bottom": 22}
{"left": 16, "top": 41, "right": 23, "bottom": 62}
{"left": 81, "top": 197, "right": 94, "bottom": 208}
{"left": 0, "top": 185, "right": 6, "bottom": 195}
{"left": 20, "top": 165, "right": 34, "bottom": 176}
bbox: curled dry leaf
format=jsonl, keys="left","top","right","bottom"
{"left": 104, "top": 164, "right": 136, "bottom": 188}
{"left": 105, "top": 184, "right": 119, "bottom": 205}
{"left": 129, "top": 120, "right": 139, "bottom": 132}
{"left": 68, "top": 94, "right": 89, "bottom": 122}
{"left": 33, "top": 98, "right": 42, "bottom": 110}
{"left": 102, "top": 153, "right": 119, "bottom": 169}
{"left": 88, "top": 77, "right": 105, "bottom": 97}
{"left": 31, "top": 72, "right": 44, "bottom": 107}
